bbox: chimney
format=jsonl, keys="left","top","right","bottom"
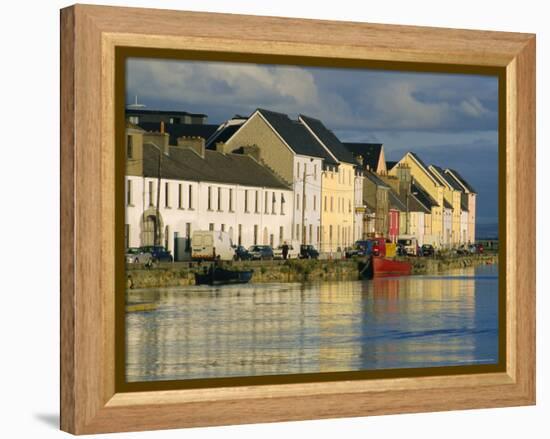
{"left": 241, "top": 144, "right": 261, "bottom": 162}
{"left": 215, "top": 142, "right": 226, "bottom": 153}
{"left": 396, "top": 163, "right": 411, "bottom": 194}
{"left": 355, "top": 154, "right": 364, "bottom": 167}
{"left": 177, "top": 136, "right": 206, "bottom": 158}
{"left": 143, "top": 131, "right": 170, "bottom": 154}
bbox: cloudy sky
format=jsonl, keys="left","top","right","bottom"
{"left": 126, "top": 58, "right": 499, "bottom": 229}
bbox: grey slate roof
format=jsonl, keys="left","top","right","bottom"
{"left": 343, "top": 143, "right": 383, "bottom": 171}
{"left": 431, "top": 165, "right": 465, "bottom": 191}
{"left": 139, "top": 122, "right": 218, "bottom": 146}
{"left": 388, "top": 190, "right": 406, "bottom": 211}
{"left": 142, "top": 143, "right": 290, "bottom": 190}
{"left": 386, "top": 161, "right": 398, "bottom": 171}
{"left": 460, "top": 193, "right": 469, "bottom": 212}
{"left": 256, "top": 109, "right": 337, "bottom": 164}
{"left": 205, "top": 124, "right": 243, "bottom": 149}
{"left": 411, "top": 181, "right": 439, "bottom": 209}
{"left": 445, "top": 168, "right": 477, "bottom": 194}
{"left": 299, "top": 115, "right": 356, "bottom": 164}
{"left": 408, "top": 152, "right": 443, "bottom": 186}
{"left": 364, "top": 170, "right": 391, "bottom": 189}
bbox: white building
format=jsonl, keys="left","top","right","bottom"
{"left": 445, "top": 169, "right": 477, "bottom": 244}
{"left": 125, "top": 126, "right": 293, "bottom": 259}
{"left": 222, "top": 109, "right": 338, "bottom": 249}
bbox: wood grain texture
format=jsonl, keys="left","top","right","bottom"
{"left": 60, "top": 4, "right": 536, "bottom": 434}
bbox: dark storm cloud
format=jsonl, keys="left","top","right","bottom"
{"left": 126, "top": 58, "right": 499, "bottom": 223}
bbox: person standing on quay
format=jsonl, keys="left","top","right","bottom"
{"left": 282, "top": 241, "right": 289, "bottom": 260}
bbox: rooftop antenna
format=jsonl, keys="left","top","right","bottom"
{"left": 127, "top": 95, "right": 146, "bottom": 109}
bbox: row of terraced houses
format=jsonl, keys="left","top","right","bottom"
{"left": 124, "top": 107, "right": 476, "bottom": 259}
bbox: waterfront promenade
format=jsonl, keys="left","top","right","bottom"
{"left": 126, "top": 253, "right": 498, "bottom": 289}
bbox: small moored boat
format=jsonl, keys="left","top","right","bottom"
{"left": 359, "top": 256, "right": 412, "bottom": 279}
{"left": 195, "top": 266, "right": 254, "bottom": 286}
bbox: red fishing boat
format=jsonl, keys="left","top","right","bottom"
{"left": 359, "top": 256, "right": 412, "bottom": 279}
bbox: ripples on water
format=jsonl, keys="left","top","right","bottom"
{"left": 126, "top": 264, "right": 499, "bottom": 382}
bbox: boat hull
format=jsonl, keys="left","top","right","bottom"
{"left": 359, "top": 256, "right": 412, "bottom": 279}
{"left": 195, "top": 268, "right": 254, "bottom": 286}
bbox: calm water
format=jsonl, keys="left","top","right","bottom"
{"left": 126, "top": 264, "right": 499, "bottom": 382}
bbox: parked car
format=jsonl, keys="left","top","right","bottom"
{"left": 299, "top": 244, "right": 320, "bottom": 259}
{"left": 248, "top": 245, "right": 274, "bottom": 260}
{"left": 421, "top": 244, "right": 435, "bottom": 257}
{"left": 232, "top": 245, "right": 252, "bottom": 261}
{"left": 125, "top": 247, "right": 153, "bottom": 264}
{"left": 475, "top": 243, "right": 484, "bottom": 254}
{"left": 139, "top": 245, "right": 173, "bottom": 262}
{"left": 273, "top": 243, "right": 299, "bottom": 259}
{"left": 455, "top": 245, "right": 469, "bottom": 255}
{"left": 191, "top": 230, "right": 234, "bottom": 261}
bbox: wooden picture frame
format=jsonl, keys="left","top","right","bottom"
{"left": 60, "top": 4, "right": 536, "bottom": 434}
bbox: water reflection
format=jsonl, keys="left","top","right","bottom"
{"left": 126, "top": 264, "right": 498, "bottom": 382}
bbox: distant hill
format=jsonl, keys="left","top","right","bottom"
{"left": 476, "top": 223, "right": 499, "bottom": 239}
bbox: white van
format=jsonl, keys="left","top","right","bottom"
{"left": 191, "top": 230, "right": 234, "bottom": 261}
{"left": 397, "top": 235, "right": 419, "bottom": 256}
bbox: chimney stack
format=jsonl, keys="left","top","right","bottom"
{"left": 143, "top": 131, "right": 170, "bottom": 155}
{"left": 177, "top": 136, "right": 206, "bottom": 158}
{"left": 241, "top": 144, "right": 261, "bottom": 162}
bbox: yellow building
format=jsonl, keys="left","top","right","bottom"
{"left": 389, "top": 153, "right": 445, "bottom": 247}
{"left": 299, "top": 115, "right": 358, "bottom": 253}
{"left": 429, "top": 165, "right": 463, "bottom": 246}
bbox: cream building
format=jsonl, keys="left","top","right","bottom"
{"left": 299, "top": 115, "right": 359, "bottom": 253}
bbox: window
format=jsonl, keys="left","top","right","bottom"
{"left": 272, "top": 192, "right": 276, "bottom": 214}
{"left": 255, "top": 190, "right": 259, "bottom": 213}
{"left": 245, "top": 190, "right": 249, "bottom": 212}
{"left": 309, "top": 225, "right": 313, "bottom": 244}
{"left": 148, "top": 181, "right": 154, "bottom": 206}
{"left": 126, "top": 179, "right": 132, "bottom": 206}
{"left": 217, "top": 187, "right": 222, "bottom": 211}
{"left": 229, "top": 188, "right": 234, "bottom": 211}
{"left": 188, "top": 185, "right": 193, "bottom": 209}
{"left": 164, "top": 182, "right": 170, "bottom": 207}
{"left": 349, "top": 199, "right": 352, "bottom": 213}
{"left": 329, "top": 225, "right": 333, "bottom": 243}
{"left": 330, "top": 196, "right": 334, "bottom": 212}
{"left": 314, "top": 164, "right": 317, "bottom": 180}
{"left": 265, "top": 191, "right": 269, "bottom": 214}
{"left": 221, "top": 224, "right": 225, "bottom": 232}
{"left": 303, "top": 195, "right": 307, "bottom": 211}
{"left": 313, "top": 195, "right": 316, "bottom": 211}
{"left": 324, "top": 196, "right": 327, "bottom": 212}
{"left": 127, "top": 135, "right": 133, "bottom": 159}
{"left": 296, "top": 193, "right": 300, "bottom": 211}
{"left": 316, "top": 226, "right": 320, "bottom": 243}
{"left": 296, "top": 224, "right": 300, "bottom": 241}
{"left": 209, "top": 223, "right": 214, "bottom": 231}
{"left": 124, "top": 224, "right": 130, "bottom": 249}
{"left": 297, "top": 162, "right": 300, "bottom": 178}
{"left": 178, "top": 184, "right": 183, "bottom": 209}
{"left": 207, "top": 186, "right": 212, "bottom": 210}
{"left": 238, "top": 224, "right": 242, "bottom": 246}
{"left": 280, "top": 193, "right": 285, "bottom": 215}
{"left": 253, "top": 225, "right": 258, "bottom": 245}
{"left": 279, "top": 226, "right": 284, "bottom": 245}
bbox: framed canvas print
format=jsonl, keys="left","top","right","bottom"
{"left": 60, "top": 4, "right": 536, "bottom": 434}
